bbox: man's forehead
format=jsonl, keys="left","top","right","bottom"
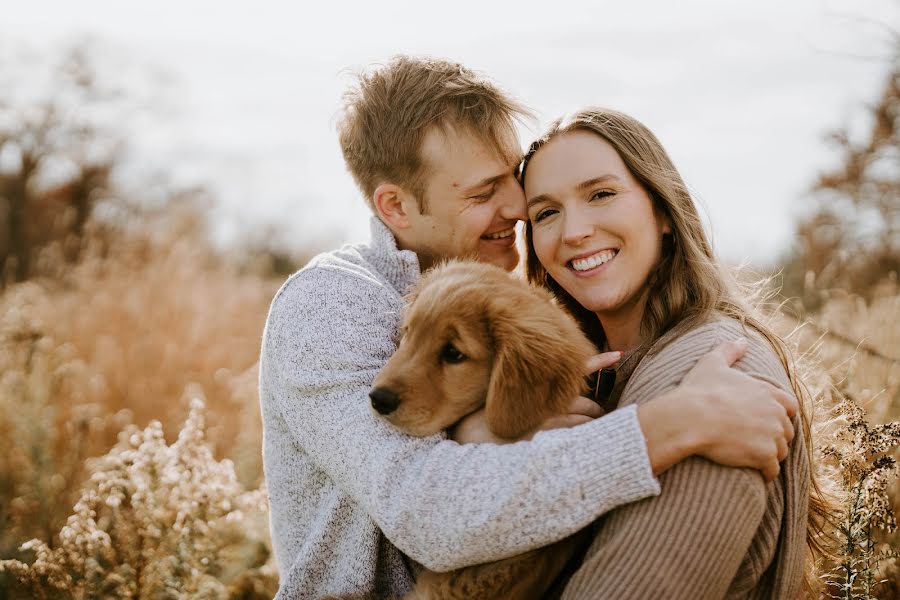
{"left": 421, "top": 123, "right": 521, "bottom": 181}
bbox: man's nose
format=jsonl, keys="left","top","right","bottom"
{"left": 370, "top": 387, "right": 401, "bottom": 415}
{"left": 498, "top": 180, "right": 527, "bottom": 221}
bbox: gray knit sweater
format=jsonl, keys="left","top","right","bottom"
{"left": 258, "top": 217, "right": 660, "bottom": 599}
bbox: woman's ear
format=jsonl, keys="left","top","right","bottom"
{"left": 650, "top": 195, "right": 673, "bottom": 236}
{"left": 660, "top": 213, "right": 673, "bottom": 235}
{"left": 373, "top": 183, "right": 410, "bottom": 230}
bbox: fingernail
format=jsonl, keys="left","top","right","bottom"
{"left": 734, "top": 337, "right": 747, "bottom": 345}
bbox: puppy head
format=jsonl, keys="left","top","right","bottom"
{"left": 372, "top": 260, "right": 597, "bottom": 439}
{"left": 371, "top": 262, "right": 495, "bottom": 436}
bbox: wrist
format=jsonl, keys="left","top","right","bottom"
{"left": 637, "top": 389, "right": 701, "bottom": 475}
{"left": 449, "top": 410, "right": 513, "bottom": 445}
{"left": 667, "top": 387, "right": 709, "bottom": 457}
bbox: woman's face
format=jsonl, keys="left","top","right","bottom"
{"left": 524, "top": 130, "right": 670, "bottom": 318}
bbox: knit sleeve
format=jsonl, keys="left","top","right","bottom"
{"left": 561, "top": 318, "right": 796, "bottom": 599}
{"left": 260, "top": 266, "right": 661, "bottom": 572}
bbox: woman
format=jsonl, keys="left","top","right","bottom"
{"left": 521, "top": 108, "right": 828, "bottom": 598}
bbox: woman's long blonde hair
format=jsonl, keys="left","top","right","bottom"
{"left": 522, "top": 107, "right": 833, "bottom": 586}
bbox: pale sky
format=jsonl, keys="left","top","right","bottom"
{"left": 2, "top": 0, "right": 897, "bottom": 264}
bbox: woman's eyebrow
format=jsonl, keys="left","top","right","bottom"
{"left": 527, "top": 174, "right": 622, "bottom": 208}
{"left": 577, "top": 175, "right": 620, "bottom": 191}
{"left": 526, "top": 193, "right": 551, "bottom": 209}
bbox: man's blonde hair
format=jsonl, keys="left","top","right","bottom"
{"left": 338, "top": 55, "right": 530, "bottom": 212}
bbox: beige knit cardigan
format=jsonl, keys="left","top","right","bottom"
{"left": 561, "top": 316, "right": 809, "bottom": 599}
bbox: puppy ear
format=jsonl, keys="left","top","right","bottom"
{"left": 484, "top": 290, "right": 596, "bottom": 440}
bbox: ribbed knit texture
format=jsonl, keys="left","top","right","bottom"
{"left": 561, "top": 318, "right": 809, "bottom": 599}
{"left": 258, "top": 217, "right": 661, "bottom": 599}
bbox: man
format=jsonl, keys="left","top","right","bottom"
{"left": 258, "top": 56, "right": 796, "bottom": 598}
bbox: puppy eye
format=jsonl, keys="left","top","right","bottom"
{"left": 440, "top": 343, "right": 466, "bottom": 364}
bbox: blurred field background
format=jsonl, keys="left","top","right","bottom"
{"left": 0, "top": 7, "right": 898, "bottom": 599}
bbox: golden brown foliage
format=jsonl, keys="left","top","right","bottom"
{"left": 770, "top": 282, "right": 900, "bottom": 598}
{"left": 0, "top": 208, "right": 286, "bottom": 597}
{"left": 781, "top": 57, "right": 899, "bottom": 306}
{"left": 0, "top": 45, "right": 119, "bottom": 285}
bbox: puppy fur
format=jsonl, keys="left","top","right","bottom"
{"left": 370, "top": 259, "right": 599, "bottom": 600}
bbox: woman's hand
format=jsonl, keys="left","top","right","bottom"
{"left": 639, "top": 338, "right": 798, "bottom": 482}
{"left": 450, "top": 351, "right": 621, "bottom": 444}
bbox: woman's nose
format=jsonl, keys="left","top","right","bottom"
{"left": 562, "top": 213, "right": 593, "bottom": 246}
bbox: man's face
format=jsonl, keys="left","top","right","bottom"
{"left": 404, "top": 126, "right": 526, "bottom": 272}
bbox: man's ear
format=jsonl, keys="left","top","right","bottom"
{"left": 373, "top": 183, "right": 413, "bottom": 230}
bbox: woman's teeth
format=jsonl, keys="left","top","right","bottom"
{"left": 571, "top": 249, "right": 617, "bottom": 272}
{"left": 483, "top": 228, "right": 515, "bottom": 240}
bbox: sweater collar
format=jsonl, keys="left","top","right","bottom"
{"left": 367, "top": 216, "right": 421, "bottom": 295}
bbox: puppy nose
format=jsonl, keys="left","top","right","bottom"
{"left": 370, "top": 387, "right": 401, "bottom": 415}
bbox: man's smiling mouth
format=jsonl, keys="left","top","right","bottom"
{"left": 482, "top": 227, "right": 515, "bottom": 241}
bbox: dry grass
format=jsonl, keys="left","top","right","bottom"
{"left": 0, "top": 400, "right": 277, "bottom": 599}
{"left": 0, "top": 210, "right": 284, "bottom": 597}
{"left": 769, "top": 280, "right": 900, "bottom": 598}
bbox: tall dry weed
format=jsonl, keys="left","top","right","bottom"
{"left": 820, "top": 394, "right": 900, "bottom": 598}
{"left": 0, "top": 207, "right": 289, "bottom": 596}
{"left": 11, "top": 207, "right": 279, "bottom": 479}
{"left": 0, "top": 399, "right": 277, "bottom": 599}
{"left": 771, "top": 277, "right": 900, "bottom": 598}
{"left": 0, "top": 282, "right": 134, "bottom": 561}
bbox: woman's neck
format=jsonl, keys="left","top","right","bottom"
{"left": 596, "top": 290, "right": 649, "bottom": 352}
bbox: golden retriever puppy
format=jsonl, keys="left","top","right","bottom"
{"left": 369, "top": 259, "right": 598, "bottom": 600}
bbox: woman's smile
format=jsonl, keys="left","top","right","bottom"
{"left": 567, "top": 248, "right": 619, "bottom": 276}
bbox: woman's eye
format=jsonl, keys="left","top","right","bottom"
{"left": 591, "top": 190, "right": 614, "bottom": 202}
{"left": 440, "top": 343, "right": 466, "bottom": 364}
{"left": 532, "top": 208, "right": 557, "bottom": 223}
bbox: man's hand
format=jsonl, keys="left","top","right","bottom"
{"left": 683, "top": 338, "right": 797, "bottom": 481}
{"left": 639, "top": 338, "right": 798, "bottom": 481}
{"left": 451, "top": 351, "right": 621, "bottom": 444}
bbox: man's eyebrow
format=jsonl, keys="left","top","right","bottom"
{"left": 462, "top": 168, "right": 515, "bottom": 195}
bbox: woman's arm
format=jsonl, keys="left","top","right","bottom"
{"left": 561, "top": 319, "right": 806, "bottom": 599}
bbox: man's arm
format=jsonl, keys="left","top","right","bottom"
{"left": 261, "top": 267, "right": 660, "bottom": 572}
{"left": 561, "top": 319, "right": 794, "bottom": 599}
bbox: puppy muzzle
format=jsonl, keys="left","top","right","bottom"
{"left": 370, "top": 387, "right": 401, "bottom": 415}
